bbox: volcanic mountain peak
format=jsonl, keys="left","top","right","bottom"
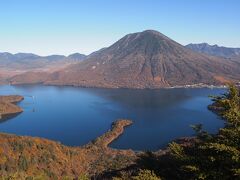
{"left": 121, "top": 30, "right": 169, "bottom": 41}
{"left": 9, "top": 30, "right": 240, "bottom": 89}
{"left": 90, "top": 29, "right": 186, "bottom": 64}
{"left": 139, "top": 29, "right": 173, "bottom": 40}
{"left": 110, "top": 29, "right": 178, "bottom": 49}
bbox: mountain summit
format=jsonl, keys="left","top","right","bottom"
{"left": 10, "top": 30, "right": 240, "bottom": 88}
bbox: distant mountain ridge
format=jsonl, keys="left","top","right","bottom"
{"left": 67, "top": 53, "right": 87, "bottom": 61}
{"left": 9, "top": 30, "right": 240, "bottom": 88}
{"left": 0, "top": 52, "right": 86, "bottom": 70}
{"left": 0, "top": 52, "right": 86, "bottom": 61}
{"left": 185, "top": 43, "right": 240, "bottom": 58}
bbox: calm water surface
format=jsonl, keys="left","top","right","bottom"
{"left": 0, "top": 85, "right": 225, "bottom": 151}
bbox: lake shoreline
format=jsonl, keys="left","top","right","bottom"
{"left": 0, "top": 95, "right": 24, "bottom": 120}
{"left": 87, "top": 119, "right": 133, "bottom": 148}
{"left": 0, "top": 93, "right": 224, "bottom": 178}
{"left": 0, "top": 86, "right": 225, "bottom": 150}
{"left": 4, "top": 81, "right": 228, "bottom": 90}
{"left": 0, "top": 118, "right": 137, "bottom": 178}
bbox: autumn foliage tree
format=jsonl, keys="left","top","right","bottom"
{"left": 169, "top": 84, "right": 240, "bottom": 179}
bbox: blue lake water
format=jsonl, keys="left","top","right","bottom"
{"left": 0, "top": 85, "right": 225, "bottom": 151}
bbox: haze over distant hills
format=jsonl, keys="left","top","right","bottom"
{"left": 0, "top": 52, "right": 86, "bottom": 84}
{"left": 185, "top": 43, "right": 240, "bottom": 59}
{"left": 8, "top": 30, "right": 240, "bottom": 88}
{"left": 0, "top": 52, "right": 86, "bottom": 70}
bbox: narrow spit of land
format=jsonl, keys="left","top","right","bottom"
{"left": 0, "top": 117, "right": 136, "bottom": 178}
{"left": 0, "top": 95, "right": 24, "bottom": 119}
{"left": 88, "top": 119, "right": 133, "bottom": 148}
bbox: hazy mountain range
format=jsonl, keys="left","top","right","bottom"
{"left": 185, "top": 43, "right": 240, "bottom": 59}
{"left": 1, "top": 30, "right": 240, "bottom": 88}
{"left": 0, "top": 52, "right": 86, "bottom": 84}
{"left": 0, "top": 52, "right": 86, "bottom": 70}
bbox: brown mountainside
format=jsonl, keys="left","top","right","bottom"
{"left": 10, "top": 30, "right": 240, "bottom": 88}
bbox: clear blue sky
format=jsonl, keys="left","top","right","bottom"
{"left": 0, "top": 0, "right": 239, "bottom": 55}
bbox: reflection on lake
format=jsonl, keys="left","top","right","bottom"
{"left": 0, "top": 85, "right": 225, "bottom": 151}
